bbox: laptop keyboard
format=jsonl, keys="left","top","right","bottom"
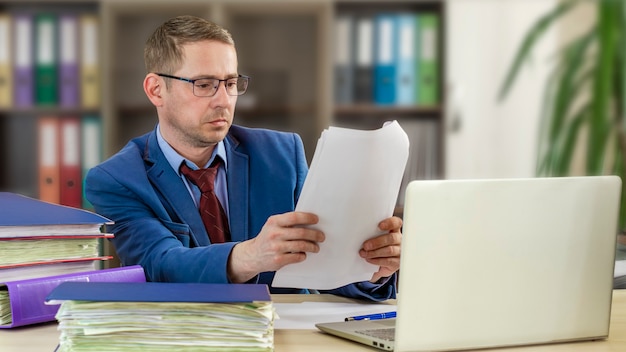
{"left": 356, "top": 328, "right": 396, "bottom": 341}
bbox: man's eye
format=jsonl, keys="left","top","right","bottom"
{"left": 196, "top": 83, "right": 214, "bottom": 89}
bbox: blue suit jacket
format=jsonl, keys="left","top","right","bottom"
{"left": 85, "top": 125, "right": 396, "bottom": 301}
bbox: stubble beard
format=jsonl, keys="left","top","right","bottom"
{"left": 185, "top": 110, "right": 232, "bottom": 148}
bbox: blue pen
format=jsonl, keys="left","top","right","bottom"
{"left": 344, "top": 311, "right": 396, "bottom": 321}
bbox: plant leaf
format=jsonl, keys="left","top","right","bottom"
{"left": 588, "top": 0, "right": 618, "bottom": 175}
{"left": 554, "top": 103, "right": 589, "bottom": 174}
{"left": 617, "top": 0, "right": 626, "bottom": 229}
{"left": 546, "top": 29, "right": 595, "bottom": 145}
{"left": 535, "top": 27, "right": 595, "bottom": 177}
{"left": 497, "top": 0, "right": 585, "bottom": 101}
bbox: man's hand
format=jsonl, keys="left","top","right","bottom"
{"left": 360, "top": 216, "right": 402, "bottom": 283}
{"left": 228, "top": 212, "right": 324, "bottom": 283}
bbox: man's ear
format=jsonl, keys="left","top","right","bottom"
{"left": 144, "top": 73, "right": 164, "bottom": 107}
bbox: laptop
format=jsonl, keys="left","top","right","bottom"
{"left": 316, "top": 176, "right": 621, "bottom": 351}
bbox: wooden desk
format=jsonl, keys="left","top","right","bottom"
{"left": 1, "top": 290, "right": 625, "bottom": 351}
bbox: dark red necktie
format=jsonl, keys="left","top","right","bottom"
{"left": 180, "top": 160, "right": 230, "bottom": 243}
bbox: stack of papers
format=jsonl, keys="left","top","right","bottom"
{"left": 0, "top": 236, "right": 101, "bottom": 267}
{"left": 46, "top": 282, "right": 275, "bottom": 352}
{"left": 0, "top": 192, "right": 114, "bottom": 328}
{"left": 0, "top": 291, "right": 10, "bottom": 324}
{"left": 0, "top": 192, "right": 113, "bottom": 281}
{"left": 273, "top": 121, "right": 409, "bottom": 290}
{"left": 0, "top": 265, "right": 145, "bottom": 329}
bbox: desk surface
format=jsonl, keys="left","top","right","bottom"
{"left": 1, "top": 290, "right": 625, "bottom": 352}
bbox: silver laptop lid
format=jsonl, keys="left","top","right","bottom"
{"left": 396, "top": 176, "right": 620, "bottom": 352}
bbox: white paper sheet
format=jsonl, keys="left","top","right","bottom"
{"left": 272, "top": 121, "right": 409, "bottom": 289}
{"left": 273, "top": 302, "right": 397, "bottom": 329}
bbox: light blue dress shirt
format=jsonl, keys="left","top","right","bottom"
{"left": 156, "top": 125, "right": 230, "bottom": 222}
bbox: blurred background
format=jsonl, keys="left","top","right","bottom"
{"left": 2, "top": 0, "right": 625, "bottom": 275}
{"left": 0, "top": 0, "right": 614, "bottom": 213}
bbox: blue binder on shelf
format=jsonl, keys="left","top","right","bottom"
{"left": 373, "top": 13, "right": 397, "bottom": 105}
{"left": 395, "top": 13, "right": 418, "bottom": 106}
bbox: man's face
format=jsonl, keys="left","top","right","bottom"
{"left": 159, "top": 40, "right": 239, "bottom": 150}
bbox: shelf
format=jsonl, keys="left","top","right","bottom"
{"left": 0, "top": 107, "right": 100, "bottom": 116}
{"left": 115, "top": 103, "right": 318, "bottom": 118}
{"left": 334, "top": 104, "right": 442, "bottom": 116}
{"left": 0, "top": 0, "right": 446, "bottom": 221}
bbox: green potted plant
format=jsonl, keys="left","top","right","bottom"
{"left": 498, "top": 0, "right": 626, "bottom": 255}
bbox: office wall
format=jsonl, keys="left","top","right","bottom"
{"left": 445, "top": 0, "right": 559, "bottom": 179}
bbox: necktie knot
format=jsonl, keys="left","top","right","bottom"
{"left": 180, "top": 160, "right": 220, "bottom": 193}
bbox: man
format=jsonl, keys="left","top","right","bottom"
{"left": 85, "top": 15, "right": 402, "bottom": 301}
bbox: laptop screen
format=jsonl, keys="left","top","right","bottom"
{"left": 394, "top": 176, "right": 620, "bottom": 351}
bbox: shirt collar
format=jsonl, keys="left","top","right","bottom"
{"left": 156, "top": 124, "right": 228, "bottom": 176}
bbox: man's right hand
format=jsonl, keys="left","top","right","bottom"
{"left": 227, "top": 211, "right": 324, "bottom": 283}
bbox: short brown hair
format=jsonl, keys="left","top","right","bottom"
{"left": 144, "top": 15, "right": 235, "bottom": 75}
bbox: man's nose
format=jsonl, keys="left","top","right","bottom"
{"left": 212, "top": 81, "right": 232, "bottom": 102}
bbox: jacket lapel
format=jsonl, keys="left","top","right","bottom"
{"left": 225, "top": 134, "right": 250, "bottom": 242}
{"left": 144, "top": 131, "right": 210, "bottom": 246}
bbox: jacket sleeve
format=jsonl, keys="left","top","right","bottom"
{"left": 321, "top": 275, "right": 397, "bottom": 301}
{"left": 85, "top": 164, "right": 237, "bottom": 284}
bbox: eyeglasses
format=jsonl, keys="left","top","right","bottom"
{"left": 156, "top": 73, "right": 250, "bottom": 97}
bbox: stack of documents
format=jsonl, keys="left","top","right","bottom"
{"left": 46, "top": 282, "right": 275, "bottom": 352}
{"left": 0, "top": 192, "right": 119, "bottom": 328}
{"left": 0, "top": 236, "right": 102, "bottom": 267}
{"left": 0, "top": 192, "right": 113, "bottom": 281}
{"left": 273, "top": 120, "right": 409, "bottom": 290}
{"left": 0, "top": 265, "right": 145, "bottom": 328}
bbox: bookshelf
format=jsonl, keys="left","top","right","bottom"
{"left": 0, "top": 0, "right": 445, "bottom": 195}
{"left": 100, "top": 1, "right": 334, "bottom": 162}
{"left": 333, "top": 1, "right": 445, "bottom": 210}
{"left": 0, "top": 0, "right": 445, "bottom": 266}
{"left": 0, "top": 1, "right": 101, "bottom": 208}
{"left": 101, "top": 0, "right": 445, "bottom": 168}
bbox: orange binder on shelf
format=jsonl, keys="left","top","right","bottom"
{"left": 80, "top": 14, "right": 99, "bottom": 109}
{"left": 37, "top": 116, "right": 60, "bottom": 204}
{"left": 59, "top": 116, "right": 81, "bottom": 208}
{"left": 0, "top": 13, "right": 12, "bottom": 108}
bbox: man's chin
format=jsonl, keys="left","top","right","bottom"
{"left": 199, "top": 129, "right": 229, "bottom": 145}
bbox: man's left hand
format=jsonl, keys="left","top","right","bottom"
{"left": 359, "top": 216, "right": 402, "bottom": 283}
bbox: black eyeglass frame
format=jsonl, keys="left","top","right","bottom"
{"left": 155, "top": 73, "right": 250, "bottom": 97}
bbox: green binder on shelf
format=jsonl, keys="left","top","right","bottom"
{"left": 35, "top": 13, "right": 58, "bottom": 106}
{"left": 416, "top": 13, "right": 438, "bottom": 106}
